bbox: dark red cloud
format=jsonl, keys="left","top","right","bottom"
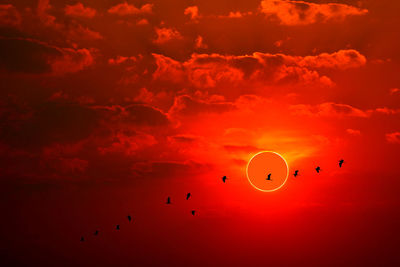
{"left": 290, "top": 102, "right": 370, "bottom": 118}
{"left": 37, "top": 0, "right": 60, "bottom": 29}
{"left": 108, "top": 2, "right": 153, "bottom": 16}
{"left": 124, "top": 104, "right": 170, "bottom": 126}
{"left": 152, "top": 49, "right": 365, "bottom": 90}
{"left": 169, "top": 95, "right": 235, "bottom": 116}
{"left": 0, "top": 4, "right": 21, "bottom": 27}
{"left": 346, "top": 128, "right": 361, "bottom": 136}
{"left": 1, "top": 1, "right": 400, "bottom": 266}
{"left": 0, "top": 101, "right": 98, "bottom": 149}
{"left": 153, "top": 27, "right": 183, "bottom": 44}
{"left": 260, "top": 0, "right": 368, "bottom": 25}
{"left": 386, "top": 132, "right": 400, "bottom": 144}
{"left": 0, "top": 37, "right": 94, "bottom": 74}
{"left": 184, "top": 5, "right": 200, "bottom": 21}
{"left": 65, "top": 3, "right": 97, "bottom": 18}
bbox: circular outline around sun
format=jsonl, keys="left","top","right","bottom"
{"left": 246, "top": 151, "right": 289, "bottom": 192}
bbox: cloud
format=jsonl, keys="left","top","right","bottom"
{"left": 98, "top": 131, "right": 157, "bottom": 156}
{"left": 0, "top": 4, "right": 22, "bottom": 27}
{"left": 0, "top": 37, "right": 58, "bottom": 73}
{"left": 94, "top": 103, "right": 170, "bottom": 127}
{"left": 184, "top": 6, "right": 200, "bottom": 21}
{"left": 260, "top": 0, "right": 368, "bottom": 25}
{"left": 195, "top": 35, "right": 208, "bottom": 49}
{"left": 65, "top": 3, "right": 96, "bottom": 18}
{"left": 273, "top": 64, "right": 334, "bottom": 87}
{"left": 37, "top": 0, "right": 61, "bottom": 28}
{"left": 374, "top": 107, "right": 400, "bottom": 115}
{"left": 386, "top": 132, "right": 400, "bottom": 144}
{"left": 169, "top": 95, "right": 235, "bottom": 116}
{"left": 51, "top": 46, "right": 94, "bottom": 74}
{"left": 346, "top": 129, "right": 361, "bottom": 136}
{"left": 227, "top": 11, "right": 244, "bottom": 18}
{"left": 152, "top": 49, "right": 366, "bottom": 88}
{"left": 124, "top": 104, "right": 170, "bottom": 126}
{"left": 217, "top": 11, "right": 252, "bottom": 19}
{"left": 184, "top": 54, "right": 246, "bottom": 88}
{"left": 132, "top": 160, "right": 210, "bottom": 177}
{"left": 0, "top": 101, "right": 98, "bottom": 149}
{"left": 13, "top": 1, "right": 101, "bottom": 43}
{"left": 168, "top": 134, "right": 201, "bottom": 143}
{"left": 108, "top": 55, "right": 137, "bottom": 65}
{"left": 292, "top": 49, "right": 367, "bottom": 70}
{"left": 290, "top": 102, "right": 370, "bottom": 118}
{"left": 137, "top": 18, "right": 149, "bottom": 25}
{"left": 153, "top": 27, "right": 183, "bottom": 44}
{"left": 390, "top": 88, "right": 399, "bottom": 95}
{"left": 67, "top": 24, "right": 103, "bottom": 40}
{"left": 0, "top": 37, "right": 94, "bottom": 74}
{"left": 57, "top": 158, "right": 88, "bottom": 173}
{"left": 152, "top": 53, "right": 185, "bottom": 82}
{"left": 108, "top": 2, "right": 153, "bottom": 16}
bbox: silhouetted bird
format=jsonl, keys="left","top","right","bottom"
{"left": 80, "top": 236, "right": 84, "bottom": 242}
{"left": 186, "top": 193, "right": 191, "bottom": 200}
{"left": 116, "top": 225, "right": 120, "bottom": 230}
{"left": 166, "top": 197, "right": 171, "bottom": 204}
{"left": 294, "top": 170, "right": 299, "bottom": 177}
{"left": 94, "top": 230, "right": 99, "bottom": 236}
{"left": 315, "top": 166, "right": 321, "bottom": 173}
{"left": 266, "top": 173, "right": 271, "bottom": 180}
{"left": 222, "top": 176, "right": 227, "bottom": 183}
{"left": 339, "top": 159, "right": 344, "bottom": 168}
{"left": 191, "top": 210, "right": 195, "bottom": 216}
{"left": 127, "top": 215, "right": 132, "bottom": 222}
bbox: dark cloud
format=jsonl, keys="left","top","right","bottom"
{"left": 290, "top": 102, "right": 369, "bottom": 118}
{"left": 0, "top": 4, "right": 22, "bottom": 27}
{"left": 65, "top": 3, "right": 97, "bottom": 18}
{"left": 152, "top": 50, "right": 366, "bottom": 91}
{"left": 260, "top": 0, "right": 368, "bottom": 25}
{"left": 169, "top": 95, "right": 235, "bottom": 116}
{"left": 0, "top": 37, "right": 61, "bottom": 73}
{"left": 107, "top": 2, "right": 153, "bottom": 16}
{"left": 124, "top": 104, "right": 170, "bottom": 126}
{"left": 0, "top": 37, "right": 94, "bottom": 74}
{"left": 169, "top": 134, "right": 200, "bottom": 143}
{"left": 0, "top": 101, "right": 98, "bottom": 148}
{"left": 386, "top": 132, "right": 400, "bottom": 144}
{"left": 132, "top": 160, "right": 211, "bottom": 178}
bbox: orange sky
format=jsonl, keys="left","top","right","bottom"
{"left": 1, "top": 1, "right": 400, "bottom": 266}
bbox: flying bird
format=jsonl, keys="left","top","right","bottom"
{"left": 186, "top": 193, "right": 191, "bottom": 200}
{"left": 222, "top": 176, "right": 227, "bottom": 183}
{"left": 127, "top": 215, "right": 132, "bottom": 222}
{"left": 166, "top": 197, "right": 171, "bottom": 204}
{"left": 315, "top": 166, "right": 321, "bottom": 173}
{"left": 116, "top": 224, "right": 120, "bottom": 230}
{"left": 293, "top": 170, "right": 299, "bottom": 177}
{"left": 94, "top": 230, "right": 99, "bottom": 236}
{"left": 339, "top": 159, "right": 344, "bottom": 168}
{"left": 191, "top": 210, "right": 196, "bottom": 216}
{"left": 266, "top": 173, "right": 271, "bottom": 180}
{"left": 80, "top": 236, "right": 85, "bottom": 242}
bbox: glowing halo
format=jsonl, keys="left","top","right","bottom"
{"left": 246, "top": 151, "right": 289, "bottom": 192}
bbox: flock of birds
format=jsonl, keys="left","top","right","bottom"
{"left": 79, "top": 192, "right": 197, "bottom": 242}
{"left": 80, "top": 159, "right": 345, "bottom": 242}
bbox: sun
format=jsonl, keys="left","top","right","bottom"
{"left": 246, "top": 151, "right": 289, "bottom": 192}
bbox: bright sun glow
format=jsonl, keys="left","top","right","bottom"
{"left": 246, "top": 151, "right": 289, "bottom": 192}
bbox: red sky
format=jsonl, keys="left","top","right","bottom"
{"left": 1, "top": 0, "right": 400, "bottom": 266}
